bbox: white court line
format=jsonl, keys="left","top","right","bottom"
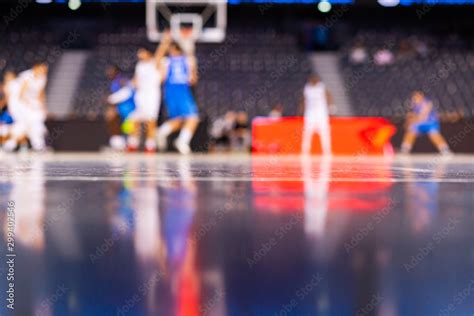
{"left": 0, "top": 176, "right": 473, "bottom": 182}
{"left": 1, "top": 152, "right": 474, "bottom": 162}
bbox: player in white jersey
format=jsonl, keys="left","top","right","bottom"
{"left": 128, "top": 33, "right": 171, "bottom": 152}
{"left": 4, "top": 63, "right": 48, "bottom": 152}
{"left": 301, "top": 75, "right": 335, "bottom": 155}
{"left": 0, "top": 71, "right": 18, "bottom": 146}
{"left": 3, "top": 71, "right": 21, "bottom": 114}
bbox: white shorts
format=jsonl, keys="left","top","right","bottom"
{"left": 304, "top": 117, "right": 329, "bottom": 133}
{"left": 131, "top": 90, "right": 160, "bottom": 121}
{"left": 8, "top": 100, "right": 26, "bottom": 122}
{"left": 11, "top": 108, "right": 46, "bottom": 139}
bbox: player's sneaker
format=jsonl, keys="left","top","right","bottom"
{"left": 145, "top": 139, "right": 156, "bottom": 154}
{"left": 174, "top": 139, "right": 191, "bottom": 155}
{"left": 127, "top": 145, "right": 138, "bottom": 153}
{"left": 109, "top": 135, "right": 126, "bottom": 151}
{"left": 127, "top": 136, "right": 139, "bottom": 152}
{"left": 400, "top": 146, "right": 411, "bottom": 155}
{"left": 19, "top": 144, "right": 29, "bottom": 153}
{"left": 440, "top": 148, "right": 453, "bottom": 157}
{"left": 156, "top": 134, "right": 167, "bottom": 152}
{"left": 3, "top": 139, "right": 17, "bottom": 152}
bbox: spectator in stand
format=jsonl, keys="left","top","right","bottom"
{"left": 349, "top": 42, "right": 368, "bottom": 65}
{"left": 374, "top": 48, "right": 394, "bottom": 66}
{"left": 269, "top": 104, "right": 284, "bottom": 118}
{"left": 231, "top": 111, "right": 251, "bottom": 151}
{"left": 209, "top": 111, "right": 236, "bottom": 152}
{"left": 398, "top": 39, "right": 414, "bottom": 60}
{"left": 413, "top": 37, "right": 429, "bottom": 59}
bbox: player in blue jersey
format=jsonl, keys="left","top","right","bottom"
{"left": 104, "top": 65, "right": 135, "bottom": 150}
{"left": 401, "top": 91, "right": 451, "bottom": 155}
{"left": 156, "top": 42, "right": 199, "bottom": 154}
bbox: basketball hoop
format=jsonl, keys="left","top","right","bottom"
{"left": 146, "top": 0, "right": 227, "bottom": 43}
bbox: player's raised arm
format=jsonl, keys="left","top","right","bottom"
{"left": 155, "top": 30, "right": 172, "bottom": 66}
{"left": 188, "top": 55, "right": 198, "bottom": 85}
{"left": 159, "top": 58, "right": 169, "bottom": 83}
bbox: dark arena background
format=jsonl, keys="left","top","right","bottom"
{"left": 0, "top": 0, "right": 474, "bottom": 315}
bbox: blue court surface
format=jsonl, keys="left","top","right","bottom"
{"left": 0, "top": 153, "right": 473, "bottom": 316}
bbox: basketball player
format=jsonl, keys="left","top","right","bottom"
{"left": 301, "top": 75, "right": 335, "bottom": 155}
{"left": 156, "top": 42, "right": 199, "bottom": 155}
{"left": 127, "top": 33, "right": 171, "bottom": 152}
{"left": 0, "top": 72, "right": 15, "bottom": 146}
{"left": 104, "top": 65, "right": 133, "bottom": 151}
{"left": 106, "top": 80, "right": 136, "bottom": 150}
{"left": 3, "top": 71, "right": 29, "bottom": 151}
{"left": 401, "top": 91, "right": 452, "bottom": 155}
{"left": 4, "top": 63, "right": 48, "bottom": 152}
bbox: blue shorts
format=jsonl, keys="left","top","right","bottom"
{"left": 117, "top": 100, "right": 135, "bottom": 121}
{"left": 410, "top": 121, "right": 440, "bottom": 134}
{"left": 164, "top": 84, "right": 198, "bottom": 119}
{"left": 0, "top": 110, "right": 13, "bottom": 124}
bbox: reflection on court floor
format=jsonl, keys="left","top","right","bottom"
{"left": 0, "top": 154, "right": 473, "bottom": 316}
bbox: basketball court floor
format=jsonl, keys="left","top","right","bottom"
{"left": 1, "top": 153, "right": 473, "bottom": 315}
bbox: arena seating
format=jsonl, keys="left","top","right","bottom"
{"left": 341, "top": 30, "right": 474, "bottom": 118}
{"left": 0, "top": 28, "right": 61, "bottom": 77}
{"left": 195, "top": 28, "right": 312, "bottom": 118}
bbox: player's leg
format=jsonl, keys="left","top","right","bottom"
{"left": 143, "top": 98, "right": 160, "bottom": 153}
{"left": 319, "top": 123, "right": 331, "bottom": 156}
{"left": 18, "top": 136, "right": 28, "bottom": 151}
{"left": 156, "top": 118, "right": 183, "bottom": 151}
{"left": 0, "top": 111, "right": 13, "bottom": 146}
{"left": 174, "top": 116, "right": 199, "bottom": 154}
{"left": 28, "top": 119, "right": 47, "bottom": 151}
{"left": 3, "top": 120, "right": 27, "bottom": 151}
{"left": 105, "top": 106, "right": 126, "bottom": 150}
{"left": 428, "top": 131, "right": 452, "bottom": 155}
{"left": 128, "top": 91, "right": 149, "bottom": 151}
{"left": 127, "top": 120, "right": 141, "bottom": 151}
{"left": 144, "top": 120, "right": 157, "bottom": 152}
{"left": 4, "top": 102, "right": 25, "bottom": 151}
{"left": 302, "top": 121, "right": 315, "bottom": 155}
{"left": 400, "top": 130, "right": 417, "bottom": 154}
{"left": 0, "top": 124, "right": 8, "bottom": 146}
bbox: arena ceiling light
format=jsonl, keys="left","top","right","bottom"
{"left": 68, "top": 0, "right": 81, "bottom": 10}
{"left": 377, "top": 0, "right": 400, "bottom": 6}
{"left": 317, "top": 0, "right": 332, "bottom": 13}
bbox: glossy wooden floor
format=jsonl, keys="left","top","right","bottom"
{"left": 0, "top": 153, "right": 473, "bottom": 316}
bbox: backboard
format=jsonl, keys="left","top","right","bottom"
{"left": 146, "top": 0, "right": 227, "bottom": 43}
